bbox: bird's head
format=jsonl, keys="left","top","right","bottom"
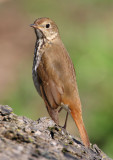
{"left": 30, "top": 17, "right": 59, "bottom": 41}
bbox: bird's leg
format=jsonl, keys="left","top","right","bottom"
{"left": 58, "top": 107, "right": 69, "bottom": 129}
{"left": 63, "top": 112, "right": 68, "bottom": 129}
{"left": 58, "top": 107, "right": 63, "bottom": 113}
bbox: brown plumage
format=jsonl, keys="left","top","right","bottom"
{"left": 31, "top": 17, "right": 90, "bottom": 147}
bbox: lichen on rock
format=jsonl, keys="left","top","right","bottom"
{"left": 0, "top": 105, "right": 112, "bottom": 160}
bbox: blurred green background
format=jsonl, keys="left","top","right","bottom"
{"left": 0, "top": 0, "right": 113, "bottom": 158}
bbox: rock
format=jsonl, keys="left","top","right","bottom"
{"left": 0, "top": 105, "right": 12, "bottom": 115}
{"left": 0, "top": 105, "right": 112, "bottom": 160}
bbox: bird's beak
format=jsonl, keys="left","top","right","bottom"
{"left": 30, "top": 23, "right": 37, "bottom": 28}
{"left": 30, "top": 23, "right": 43, "bottom": 30}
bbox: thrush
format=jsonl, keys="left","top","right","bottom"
{"left": 31, "top": 17, "right": 90, "bottom": 147}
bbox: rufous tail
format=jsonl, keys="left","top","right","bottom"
{"left": 71, "top": 109, "right": 90, "bottom": 147}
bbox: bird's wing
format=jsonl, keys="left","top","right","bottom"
{"left": 40, "top": 78, "right": 62, "bottom": 109}
{"left": 32, "top": 67, "right": 42, "bottom": 96}
{"left": 40, "top": 83, "right": 59, "bottom": 125}
{"left": 37, "top": 58, "right": 63, "bottom": 109}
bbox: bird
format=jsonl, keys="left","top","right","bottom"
{"left": 30, "top": 17, "right": 90, "bottom": 147}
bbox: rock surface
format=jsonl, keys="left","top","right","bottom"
{"left": 0, "top": 105, "right": 112, "bottom": 160}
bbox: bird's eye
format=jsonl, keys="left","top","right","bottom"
{"left": 46, "top": 24, "right": 50, "bottom": 28}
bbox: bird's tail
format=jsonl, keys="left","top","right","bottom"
{"left": 70, "top": 108, "right": 90, "bottom": 147}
